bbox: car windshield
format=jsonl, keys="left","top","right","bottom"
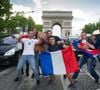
{"left": 1, "top": 36, "right": 17, "bottom": 45}
{"left": 0, "top": 39, "right": 16, "bottom": 48}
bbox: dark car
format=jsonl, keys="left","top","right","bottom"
{"left": 0, "top": 42, "right": 22, "bottom": 66}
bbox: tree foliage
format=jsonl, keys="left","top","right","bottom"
{"left": 5, "top": 13, "right": 28, "bottom": 34}
{"left": 35, "top": 24, "right": 43, "bottom": 31}
{"left": 28, "top": 16, "right": 35, "bottom": 31}
{"left": 0, "top": 0, "right": 43, "bottom": 35}
{"left": 82, "top": 22, "right": 100, "bottom": 34}
{"left": 0, "top": 0, "right": 12, "bottom": 32}
{"left": 0, "top": 0, "right": 12, "bottom": 18}
{"left": 5, "top": 14, "right": 42, "bottom": 34}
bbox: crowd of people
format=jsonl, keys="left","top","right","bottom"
{"left": 6, "top": 29, "right": 99, "bottom": 87}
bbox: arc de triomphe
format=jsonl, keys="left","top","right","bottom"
{"left": 42, "top": 11, "right": 73, "bottom": 38}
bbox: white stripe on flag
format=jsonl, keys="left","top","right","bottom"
{"left": 51, "top": 50, "right": 66, "bottom": 75}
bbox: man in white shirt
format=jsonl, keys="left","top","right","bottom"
{"left": 15, "top": 31, "right": 40, "bottom": 84}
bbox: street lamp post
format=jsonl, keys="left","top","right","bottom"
{"left": 13, "top": 11, "right": 34, "bottom": 15}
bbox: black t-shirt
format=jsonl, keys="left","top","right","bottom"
{"left": 94, "top": 38, "right": 100, "bottom": 49}
{"left": 47, "top": 44, "right": 63, "bottom": 52}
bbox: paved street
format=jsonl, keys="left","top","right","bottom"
{"left": 0, "top": 64, "right": 100, "bottom": 90}
{"left": 0, "top": 67, "right": 63, "bottom": 90}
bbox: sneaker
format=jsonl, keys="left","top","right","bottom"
{"left": 48, "top": 79, "right": 54, "bottom": 83}
{"left": 95, "top": 79, "right": 99, "bottom": 83}
{"left": 63, "top": 75, "right": 67, "bottom": 79}
{"left": 36, "top": 80, "right": 40, "bottom": 85}
{"left": 68, "top": 83, "right": 75, "bottom": 88}
{"left": 47, "top": 79, "right": 55, "bottom": 85}
{"left": 26, "top": 73, "right": 29, "bottom": 77}
{"left": 95, "top": 77, "right": 99, "bottom": 83}
{"left": 31, "top": 73, "right": 34, "bottom": 78}
{"left": 14, "top": 77, "right": 21, "bottom": 82}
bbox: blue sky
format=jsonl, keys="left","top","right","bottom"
{"left": 11, "top": 0, "right": 100, "bottom": 35}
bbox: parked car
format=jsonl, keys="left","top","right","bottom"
{"left": 0, "top": 42, "right": 22, "bottom": 66}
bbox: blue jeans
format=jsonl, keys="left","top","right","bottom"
{"left": 17, "top": 55, "right": 39, "bottom": 80}
{"left": 97, "top": 55, "right": 100, "bottom": 63}
{"left": 73, "top": 56, "right": 99, "bottom": 81}
{"left": 35, "top": 51, "right": 40, "bottom": 74}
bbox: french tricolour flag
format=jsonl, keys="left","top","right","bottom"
{"left": 39, "top": 46, "right": 79, "bottom": 76}
{"left": 79, "top": 42, "right": 100, "bottom": 57}
{"left": 73, "top": 40, "right": 100, "bottom": 58}
{"left": 80, "top": 49, "right": 100, "bottom": 58}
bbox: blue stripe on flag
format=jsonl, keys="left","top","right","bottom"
{"left": 39, "top": 51, "right": 53, "bottom": 76}
{"left": 80, "top": 49, "right": 93, "bottom": 58}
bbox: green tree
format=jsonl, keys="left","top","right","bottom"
{"left": 0, "top": 18, "right": 5, "bottom": 33}
{"left": 96, "top": 22, "right": 100, "bottom": 29}
{"left": 6, "top": 13, "right": 28, "bottom": 34}
{"left": 35, "top": 24, "right": 43, "bottom": 31}
{"left": 83, "top": 21, "right": 100, "bottom": 34}
{"left": 82, "top": 23, "right": 97, "bottom": 34}
{"left": 0, "top": 0, "right": 12, "bottom": 18}
{"left": 28, "top": 16, "right": 35, "bottom": 31}
{"left": 0, "top": 0, "right": 12, "bottom": 32}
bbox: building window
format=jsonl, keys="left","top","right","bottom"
{"left": 64, "top": 22, "right": 71, "bottom": 26}
{"left": 44, "top": 22, "right": 50, "bottom": 25}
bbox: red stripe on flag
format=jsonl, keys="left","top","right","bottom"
{"left": 20, "top": 35, "right": 29, "bottom": 39}
{"left": 87, "top": 49, "right": 100, "bottom": 55}
{"left": 62, "top": 46, "right": 79, "bottom": 74}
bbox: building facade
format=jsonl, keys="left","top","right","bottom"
{"left": 42, "top": 11, "right": 73, "bottom": 38}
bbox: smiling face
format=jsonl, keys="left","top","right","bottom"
{"left": 33, "top": 28, "right": 37, "bottom": 35}
{"left": 81, "top": 32, "right": 87, "bottom": 40}
{"left": 28, "top": 31, "right": 34, "bottom": 39}
{"left": 48, "top": 36, "right": 56, "bottom": 45}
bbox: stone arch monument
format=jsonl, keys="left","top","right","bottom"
{"left": 42, "top": 11, "right": 73, "bottom": 38}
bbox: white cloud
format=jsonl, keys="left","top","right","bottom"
{"left": 42, "top": 1, "right": 48, "bottom": 5}
{"left": 32, "top": 0, "right": 42, "bottom": 11}
{"left": 31, "top": 0, "right": 43, "bottom": 24}
{"left": 72, "top": 9, "right": 99, "bottom": 36}
{"left": 12, "top": 4, "right": 32, "bottom": 12}
{"left": 73, "top": 9, "right": 91, "bottom": 20}
{"left": 12, "top": 4, "right": 43, "bottom": 24}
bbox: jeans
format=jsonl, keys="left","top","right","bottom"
{"left": 73, "top": 56, "right": 99, "bottom": 81}
{"left": 21, "top": 61, "right": 29, "bottom": 75}
{"left": 17, "top": 55, "right": 39, "bottom": 80}
{"left": 35, "top": 51, "right": 40, "bottom": 74}
{"left": 97, "top": 55, "right": 100, "bottom": 63}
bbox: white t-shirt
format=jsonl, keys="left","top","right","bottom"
{"left": 22, "top": 38, "right": 39, "bottom": 55}
{"left": 82, "top": 39, "right": 87, "bottom": 44}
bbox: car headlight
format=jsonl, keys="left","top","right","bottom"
{"left": 4, "top": 48, "right": 15, "bottom": 56}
